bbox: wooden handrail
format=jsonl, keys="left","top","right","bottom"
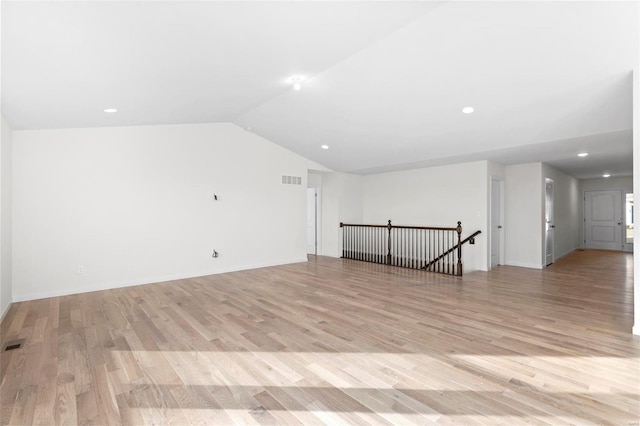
{"left": 340, "top": 222, "right": 458, "bottom": 231}
{"left": 422, "top": 230, "right": 482, "bottom": 273}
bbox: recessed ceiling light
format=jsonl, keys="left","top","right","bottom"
{"left": 290, "top": 76, "right": 304, "bottom": 91}
{"left": 321, "top": 145, "right": 329, "bottom": 150}
{"left": 603, "top": 173, "right": 611, "bottom": 178}
{"left": 577, "top": 152, "right": 589, "bottom": 157}
{"left": 104, "top": 108, "right": 118, "bottom": 113}
{"left": 462, "top": 106, "right": 474, "bottom": 114}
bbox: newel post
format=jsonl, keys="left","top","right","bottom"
{"left": 456, "top": 221, "right": 463, "bottom": 276}
{"left": 386, "top": 220, "right": 393, "bottom": 265}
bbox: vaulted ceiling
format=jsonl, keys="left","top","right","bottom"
{"left": 2, "top": 1, "right": 638, "bottom": 179}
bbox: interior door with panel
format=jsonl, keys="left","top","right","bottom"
{"left": 584, "top": 190, "right": 622, "bottom": 250}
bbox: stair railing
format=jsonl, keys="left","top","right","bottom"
{"left": 339, "top": 220, "right": 481, "bottom": 276}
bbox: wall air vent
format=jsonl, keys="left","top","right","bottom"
{"left": 281, "top": 175, "right": 302, "bottom": 185}
{"left": 4, "top": 339, "right": 25, "bottom": 351}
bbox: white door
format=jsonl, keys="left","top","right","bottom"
{"left": 623, "top": 192, "right": 634, "bottom": 253}
{"left": 306, "top": 188, "right": 317, "bottom": 254}
{"left": 585, "top": 190, "right": 622, "bottom": 250}
{"left": 545, "top": 178, "right": 554, "bottom": 266}
{"left": 490, "top": 179, "right": 502, "bottom": 268}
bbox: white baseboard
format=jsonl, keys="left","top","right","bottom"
{"left": 0, "top": 301, "right": 11, "bottom": 324}
{"left": 12, "top": 257, "right": 309, "bottom": 303}
{"left": 503, "top": 261, "right": 544, "bottom": 269}
{"left": 633, "top": 324, "right": 640, "bottom": 337}
{"left": 554, "top": 248, "right": 579, "bottom": 262}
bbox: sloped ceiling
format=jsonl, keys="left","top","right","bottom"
{"left": 2, "top": 1, "right": 638, "bottom": 179}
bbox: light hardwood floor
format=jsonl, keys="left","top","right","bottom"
{"left": 1, "top": 250, "right": 638, "bottom": 425}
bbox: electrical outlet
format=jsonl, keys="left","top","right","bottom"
{"left": 77, "top": 265, "right": 84, "bottom": 274}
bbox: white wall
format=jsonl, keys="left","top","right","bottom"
{"left": 1, "top": 116, "right": 13, "bottom": 318}
{"left": 504, "top": 163, "right": 543, "bottom": 269}
{"left": 542, "top": 164, "right": 581, "bottom": 261}
{"left": 361, "top": 161, "right": 488, "bottom": 272}
{"left": 633, "top": 64, "right": 639, "bottom": 336}
{"left": 320, "top": 172, "right": 363, "bottom": 258}
{"left": 580, "top": 176, "right": 633, "bottom": 193}
{"left": 12, "top": 123, "right": 325, "bottom": 301}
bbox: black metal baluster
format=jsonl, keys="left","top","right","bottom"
{"left": 366, "top": 227, "right": 369, "bottom": 262}
{"left": 438, "top": 230, "right": 441, "bottom": 273}
{"left": 371, "top": 227, "right": 374, "bottom": 263}
{"left": 379, "top": 228, "right": 382, "bottom": 264}
{"left": 396, "top": 228, "right": 399, "bottom": 267}
{"left": 410, "top": 229, "right": 414, "bottom": 269}
{"left": 354, "top": 226, "right": 358, "bottom": 260}
{"left": 448, "top": 230, "right": 451, "bottom": 275}
{"left": 441, "top": 230, "right": 444, "bottom": 273}
{"left": 399, "top": 229, "right": 402, "bottom": 267}
{"left": 432, "top": 230, "right": 435, "bottom": 271}
{"left": 438, "top": 230, "right": 441, "bottom": 272}
{"left": 345, "top": 226, "right": 349, "bottom": 259}
{"left": 448, "top": 230, "right": 451, "bottom": 274}
{"left": 446, "top": 230, "right": 449, "bottom": 273}
{"left": 379, "top": 227, "right": 383, "bottom": 264}
{"left": 457, "top": 222, "right": 463, "bottom": 276}
{"left": 404, "top": 229, "right": 408, "bottom": 267}
{"left": 413, "top": 229, "right": 420, "bottom": 269}
{"left": 419, "top": 229, "right": 422, "bottom": 269}
{"left": 397, "top": 229, "right": 400, "bottom": 267}
{"left": 408, "top": 229, "right": 411, "bottom": 269}
{"left": 406, "top": 229, "right": 409, "bottom": 268}
{"left": 350, "top": 226, "right": 353, "bottom": 260}
{"left": 377, "top": 227, "right": 379, "bottom": 263}
{"left": 427, "top": 230, "right": 430, "bottom": 271}
{"left": 400, "top": 229, "right": 403, "bottom": 267}
{"left": 450, "top": 230, "right": 454, "bottom": 275}
{"left": 362, "top": 227, "right": 367, "bottom": 263}
{"left": 369, "top": 227, "right": 372, "bottom": 262}
{"left": 374, "top": 227, "right": 377, "bottom": 263}
{"left": 395, "top": 228, "right": 398, "bottom": 266}
{"left": 432, "top": 230, "right": 435, "bottom": 272}
{"left": 377, "top": 227, "right": 380, "bottom": 264}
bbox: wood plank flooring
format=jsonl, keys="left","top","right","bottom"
{"left": 1, "top": 249, "right": 638, "bottom": 425}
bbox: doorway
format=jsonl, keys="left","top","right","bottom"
{"left": 584, "top": 190, "right": 623, "bottom": 250}
{"left": 306, "top": 187, "right": 321, "bottom": 255}
{"left": 545, "top": 178, "right": 554, "bottom": 266}
{"left": 490, "top": 178, "right": 503, "bottom": 269}
{"left": 623, "top": 192, "right": 634, "bottom": 252}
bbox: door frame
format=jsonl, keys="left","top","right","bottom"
{"left": 489, "top": 176, "right": 505, "bottom": 269}
{"left": 623, "top": 191, "right": 634, "bottom": 253}
{"left": 306, "top": 187, "right": 322, "bottom": 255}
{"left": 545, "top": 178, "right": 555, "bottom": 266}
